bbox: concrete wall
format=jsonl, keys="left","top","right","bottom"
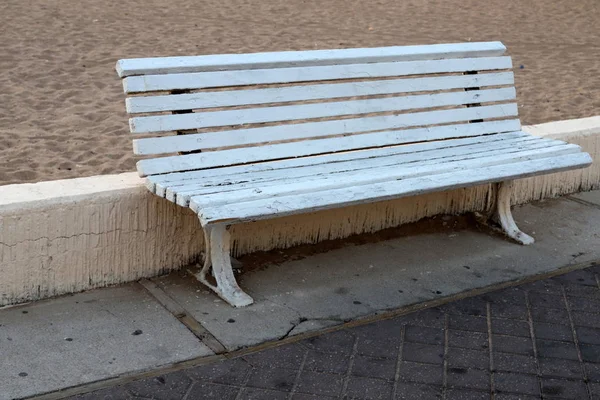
{"left": 2, "top": 116, "right": 600, "bottom": 306}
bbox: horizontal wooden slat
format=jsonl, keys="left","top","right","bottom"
{"left": 130, "top": 87, "right": 515, "bottom": 134}
{"left": 189, "top": 144, "right": 581, "bottom": 209}
{"left": 123, "top": 56, "right": 512, "bottom": 93}
{"left": 148, "top": 129, "right": 526, "bottom": 195}
{"left": 194, "top": 153, "right": 593, "bottom": 225}
{"left": 172, "top": 137, "right": 560, "bottom": 205}
{"left": 126, "top": 72, "right": 515, "bottom": 114}
{"left": 136, "top": 104, "right": 519, "bottom": 176}
{"left": 116, "top": 42, "right": 506, "bottom": 77}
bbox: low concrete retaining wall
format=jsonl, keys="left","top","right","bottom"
{"left": 2, "top": 116, "right": 599, "bottom": 306}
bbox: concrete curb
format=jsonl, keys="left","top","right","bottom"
{"left": 1, "top": 117, "right": 599, "bottom": 306}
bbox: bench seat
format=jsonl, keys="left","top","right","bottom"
{"left": 116, "top": 41, "right": 592, "bottom": 306}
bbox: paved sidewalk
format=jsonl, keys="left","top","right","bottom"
{"left": 72, "top": 264, "right": 600, "bottom": 400}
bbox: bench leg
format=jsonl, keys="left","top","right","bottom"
{"left": 194, "top": 223, "right": 254, "bottom": 307}
{"left": 496, "top": 181, "right": 535, "bottom": 245}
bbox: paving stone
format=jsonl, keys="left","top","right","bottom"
{"left": 292, "top": 394, "right": 335, "bottom": 400}
{"left": 541, "top": 377, "right": 588, "bottom": 399}
{"left": 448, "top": 314, "right": 488, "bottom": 333}
{"left": 404, "top": 325, "right": 444, "bottom": 345}
{"left": 243, "top": 343, "right": 306, "bottom": 370}
{"left": 239, "top": 387, "right": 289, "bottom": 400}
{"left": 491, "top": 318, "right": 530, "bottom": 337}
{"left": 399, "top": 308, "right": 445, "bottom": 329}
{"left": 493, "top": 353, "right": 537, "bottom": 374}
{"left": 447, "top": 347, "right": 489, "bottom": 370}
{"left": 448, "top": 329, "right": 488, "bottom": 350}
{"left": 394, "top": 382, "right": 441, "bottom": 399}
{"left": 539, "top": 357, "right": 583, "bottom": 379}
{"left": 536, "top": 339, "right": 579, "bottom": 360}
{"left": 296, "top": 370, "right": 343, "bottom": 397}
{"left": 490, "top": 303, "right": 528, "bottom": 320}
{"left": 573, "top": 311, "right": 600, "bottom": 328}
{"left": 587, "top": 363, "right": 600, "bottom": 382}
{"left": 533, "top": 321, "right": 574, "bottom": 342}
{"left": 553, "top": 269, "right": 598, "bottom": 286}
{"left": 345, "top": 376, "right": 393, "bottom": 399}
{"left": 482, "top": 287, "right": 525, "bottom": 305}
{"left": 439, "top": 297, "right": 487, "bottom": 317}
{"left": 564, "top": 283, "right": 600, "bottom": 299}
{"left": 528, "top": 292, "right": 566, "bottom": 309}
{"left": 494, "top": 394, "right": 539, "bottom": 400}
{"left": 186, "top": 358, "right": 251, "bottom": 385}
{"left": 125, "top": 371, "right": 192, "bottom": 400}
{"left": 519, "top": 279, "right": 562, "bottom": 293}
{"left": 581, "top": 343, "right": 600, "bottom": 363}
{"left": 72, "top": 387, "right": 131, "bottom": 400}
{"left": 531, "top": 306, "right": 571, "bottom": 325}
{"left": 447, "top": 367, "right": 490, "bottom": 390}
{"left": 352, "top": 354, "right": 396, "bottom": 381}
{"left": 402, "top": 342, "right": 444, "bottom": 364}
{"left": 303, "top": 350, "right": 350, "bottom": 374}
{"left": 577, "top": 326, "right": 600, "bottom": 345}
{"left": 569, "top": 296, "right": 600, "bottom": 314}
{"left": 301, "top": 329, "right": 355, "bottom": 355}
{"left": 186, "top": 382, "right": 238, "bottom": 400}
{"left": 494, "top": 372, "right": 540, "bottom": 396}
{"left": 591, "top": 382, "right": 600, "bottom": 400}
{"left": 397, "top": 361, "right": 443, "bottom": 385}
{"left": 355, "top": 321, "right": 401, "bottom": 359}
{"left": 246, "top": 367, "right": 297, "bottom": 391}
{"left": 445, "top": 388, "right": 489, "bottom": 400}
{"left": 493, "top": 335, "right": 534, "bottom": 356}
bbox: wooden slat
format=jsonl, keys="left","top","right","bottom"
{"left": 189, "top": 144, "right": 581, "bottom": 209}
{"left": 172, "top": 137, "right": 565, "bottom": 205}
{"left": 126, "top": 72, "right": 515, "bottom": 114}
{"left": 194, "top": 153, "right": 593, "bottom": 225}
{"left": 123, "top": 56, "right": 513, "bottom": 93}
{"left": 130, "top": 87, "right": 515, "bottom": 134}
{"left": 148, "top": 129, "right": 527, "bottom": 195}
{"left": 116, "top": 42, "right": 506, "bottom": 77}
{"left": 136, "top": 103, "right": 519, "bottom": 176}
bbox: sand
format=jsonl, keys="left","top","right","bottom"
{"left": 1, "top": 0, "right": 599, "bottom": 185}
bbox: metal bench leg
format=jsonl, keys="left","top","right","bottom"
{"left": 496, "top": 180, "right": 535, "bottom": 245}
{"left": 194, "top": 223, "right": 254, "bottom": 307}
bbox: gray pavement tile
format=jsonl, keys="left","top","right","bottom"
{"left": 536, "top": 339, "right": 579, "bottom": 360}
{"left": 448, "top": 314, "right": 488, "bottom": 333}
{"left": 399, "top": 309, "right": 445, "bottom": 329}
{"left": 587, "top": 363, "right": 600, "bottom": 382}
{"left": 581, "top": 343, "right": 600, "bottom": 363}
{"left": 72, "top": 387, "right": 131, "bottom": 400}
{"left": 243, "top": 343, "right": 306, "bottom": 370}
{"left": 404, "top": 325, "right": 444, "bottom": 345}
{"left": 533, "top": 321, "right": 574, "bottom": 342}
{"left": 568, "top": 296, "right": 600, "bottom": 314}
{"left": 126, "top": 372, "right": 192, "bottom": 400}
{"left": 394, "top": 382, "right": 441, "bottom": 399}
{"left": 296, "top": 370, "right": 343, "bottom": 397}
{"left": 246, "top": 367, "right": 296, "bottom": 392}
{"left": 446, "top": 347, "right": 489, "bottom": 370}
{"left": 186, "top": 381, "right": 238, "bottom": 399}
{"left": 528, "top": 292, "right": 566, "bottom": 309}
{"left": 493, "top": 335, "right": 534, "bottom": 356}
{"left": 494, "top": 394, "right": 539, "bottom": 400}
{"left": 491, "top": 318, "right": 530, "bottom": 337}
{"left": 576, "top": 326, "right": 600, "bottom": 345}
{"left": 448, "top": 329, "right": 488, "bottom": 350}
{"left": 494, "top": 372, "right": 540, "bottom": 396}
{"left": 564, "top": 282, "right": 600, "bottom": 299}
{"left": 345, "top": 376, "right": 393, "bottom": 399}
{"left": 573, "top": 310, "right": 600, "bottom": 328}
{"left": 402, "top": 342, "right": 444, "bottom": 365}
{"left": 541, "top": 377, "right": 588, "bottom": 399}
{"left": 518, "top": 279, "right": 562, "bottom": 293}
{"left": 530, "top": 306, "right": 571, "bottom": 325}
{"left": 303, "top": 349, "right": 350, "bottom": 374}
{"left": 481, "top": 288, "right": 525, "bottom": 305}
{"left": 438, "top": 297, "right": 487, "bottom": 317}
{"left": 590, "top": 382, "right": 600, "bottom": 400}
{"left": 397, "top": 361, "right": 443, "bottom": 385}
{"left": 291, "top": 394, "right": 335, "bottom": 400}
{"left": 493, "top": 353, "right": 537, "bottom": 375}
{"left": 553, "top": 269, "right": 598, "bottom": 287}
{"left": 185, "top": 358, "right": 251, "bottom": 385}
{"left": 446, "top": 368, "right": 490, "bottom": 391}
{"left": 539, "top": 357, "right": 583, "bottom": 379}
{"left": 300, "top": 329, "right": 355, "bottom": 355}
{"left": 239, "top": 387, "right": 289, "bottom": 400}
{"left": 352, "top": 355, "right": 396, "bottom": 381}
{"left": 490, "top": 303, "right": 528, "bottom": 320}
{"left": 445, "top": 388, "right": 489, "bottom": 400}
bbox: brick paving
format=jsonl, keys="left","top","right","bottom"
{"left": 72, "top": 265, "right": 600, "bottom": 400}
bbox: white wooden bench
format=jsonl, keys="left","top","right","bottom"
{"left": 116, "top": 42, "right": 592, "bottom": 307}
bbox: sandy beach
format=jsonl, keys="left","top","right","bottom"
{"left": 1, "top": 0, "right": 599, "bottom": 185}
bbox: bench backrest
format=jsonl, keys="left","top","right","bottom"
{"left": 116, "top": 42, "right": 520, "bottom": 178}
